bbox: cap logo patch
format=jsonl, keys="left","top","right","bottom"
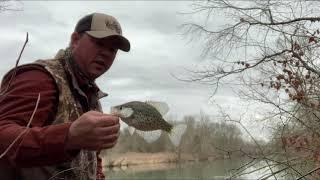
{"left": 105, "top": 20, "right": 121, "bottom": 34}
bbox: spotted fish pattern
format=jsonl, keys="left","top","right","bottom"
{"left": 111, "top": 101, "right": 187, "bottom": 146}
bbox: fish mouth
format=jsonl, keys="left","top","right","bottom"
{"left": 110, "top": 107, "right": 120, "bottom": 116}
{"left": 112, "top": 112, "right": 121, "bottom": 117}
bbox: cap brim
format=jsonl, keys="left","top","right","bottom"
{"left": 86, "top": 31, "right": 130, "bottom": 52}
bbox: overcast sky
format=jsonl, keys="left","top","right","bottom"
{"left": 0, "top": 1, "right": 269, "bottom": 138}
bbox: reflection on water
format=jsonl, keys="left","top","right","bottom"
{"left": 105, "top": 159, "right": 296, "bottom": 179}
{"left": 105, "top": 159, "right": 246, "bottom": 180}
{"left": 108, "top": 163, "right": 178, "bottom": 173}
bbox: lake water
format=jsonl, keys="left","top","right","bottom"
{"left": 105, "top": 159, "right": 285, "bottom": 180}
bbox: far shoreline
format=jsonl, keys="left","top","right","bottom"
{"left": 102, "top": 152, "right": 227, "bottom": 168}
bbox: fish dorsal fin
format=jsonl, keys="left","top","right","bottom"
{"left": 145, "top": 101, "right": 169, "bottom": 116}
{"left": 136, "top": 129, "right": 162, "bottom": 143}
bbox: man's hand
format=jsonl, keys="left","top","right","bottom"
{"left": 65, "top": 111, "right": 120, "bottom": 151}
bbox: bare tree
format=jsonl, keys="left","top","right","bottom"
{"left": 182, "top": 0, "right": 320, "bottom": 179}
{"left": 0, "top": 0, "right": 22, "bottom": 12}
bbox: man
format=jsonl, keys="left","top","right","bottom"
{"left": 0, "top": 12, "right": 130, "bottom": 180}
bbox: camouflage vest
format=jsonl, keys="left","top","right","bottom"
{"left": 12, "top": 51, "right": 103, "bottom": 180}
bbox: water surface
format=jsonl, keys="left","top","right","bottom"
{"left": 105, "top": 159, "right": 253, "bottom": 180}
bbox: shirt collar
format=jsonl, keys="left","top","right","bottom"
{"left": 55, "top": 49, "right": 109, "bottom": 99}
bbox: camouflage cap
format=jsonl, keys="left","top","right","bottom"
{"left": 75, "top": 12, "right": 130, "bottom": 52}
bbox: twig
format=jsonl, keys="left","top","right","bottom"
{"left": 48, "top": 158, "right": 95, "bottom": 180}
{"left": 261, "top": 166, "right": 290, "bottom": 180}
{"left": 296, "top": 166, "right": 320, "bottom": 180}
{"left": 48, "top": 167, "right": 85, "bottom": 180}
{"left": 0, "top": 32, "right": 28, "bottom": 98}
{"left": 0, "top": 93, "right": 40, "bottom": 159}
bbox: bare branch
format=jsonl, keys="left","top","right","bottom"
{"left": 0, "top": 93, "right": 40, "bottom": 159}
{"left": 0, "top": 32, "right": 28, "bottom": 98}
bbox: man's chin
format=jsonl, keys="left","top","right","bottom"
{"left": 89, "top": 72, "right": 104, "bottom": 80}
{"left": 89, "top": 68, "right": 106, "bottom": 79}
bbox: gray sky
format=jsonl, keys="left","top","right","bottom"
{"left": 0, "top": 1, "right": 268, "bottom": 138}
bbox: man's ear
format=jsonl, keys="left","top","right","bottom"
{"left": 70, "top": 32, "right": 82, "bottom": 49}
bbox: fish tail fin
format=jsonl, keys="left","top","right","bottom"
{"left": 169, "top": 124, "right": 187, "bottom": 147}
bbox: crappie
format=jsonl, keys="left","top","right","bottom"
{"left": 110, "top": 101, "right": 187, "bottom": 146}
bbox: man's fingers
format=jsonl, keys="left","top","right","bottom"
{"left": 101, "top": 141, "right": 117, "bottom": 149}
{"left": 95, "top": 115, "right": 119, "bottom": 127}
{"left": 87, "top": 110, "right": 104, "bottom": 116}
{"left": 86, "top": 138, "right": 118, "bottom": 150}
{"left": 96, "top": 124, "right": 120, "bottom": 137}
{"left": 100, "top": 133, "right": 119, "bottom": 143}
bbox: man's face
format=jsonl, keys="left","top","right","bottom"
{"left": 71, "top": 33, "right": 118, "bottom": 80}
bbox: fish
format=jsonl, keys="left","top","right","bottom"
{"left": 110, "top": 101, "right": 187, "bottom": 147}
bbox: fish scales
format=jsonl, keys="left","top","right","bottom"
{"left": 111, "top": 100, "right": 186, "bottom": 146}
{"left": 112, "top": 101, "right": 172, "bottom": 132}
{"left": 135, "top": 102, "right": 171, "bottom": 132}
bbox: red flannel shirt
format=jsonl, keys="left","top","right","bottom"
{"left": 0, "top": 66, "right": 105, "bottom": 179}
